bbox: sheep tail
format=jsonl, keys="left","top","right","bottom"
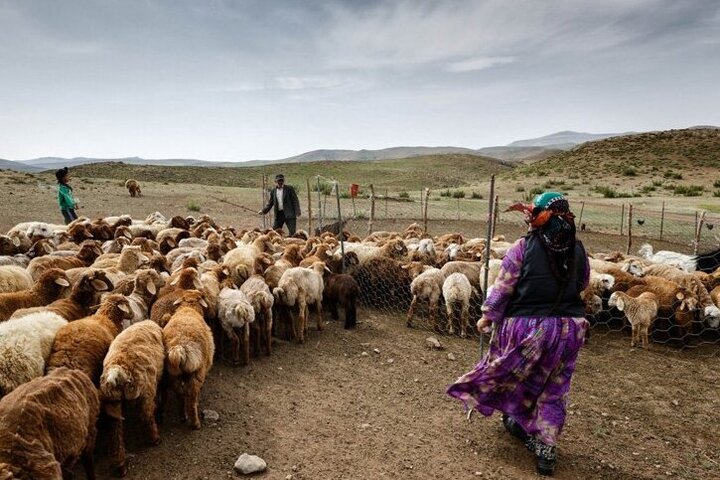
{"left": 167, "top": 344, "right": 203, "bottom": 375}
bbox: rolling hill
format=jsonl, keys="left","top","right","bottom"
{"left": 0, "top": 159, "right": 42, "bottom": 172}
{"left": 507, "top": 130, "right": 632, "bottom": 149}
{"left": 507, "top": 128, "right": 720, "bottom": 187}
{"left": 68, "top": 154, "right": 511, "bottom": 190}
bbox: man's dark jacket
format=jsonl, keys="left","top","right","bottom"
{"left": 262, "top": 185, "right": 301, "bottom": 218}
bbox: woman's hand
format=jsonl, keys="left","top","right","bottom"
{"left": 476, "top": 316, "right": 492, "bottom": 333}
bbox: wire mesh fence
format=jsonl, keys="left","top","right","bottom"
{"left": 256, "top": 174, "right": 720, "bottom": 356}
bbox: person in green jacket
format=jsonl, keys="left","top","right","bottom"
{"left": 55, "top": 167, "right": 78, "bottom": 224}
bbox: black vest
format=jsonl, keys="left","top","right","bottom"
{"left": 504, "top": 234, "right": 587, "bottom": 318}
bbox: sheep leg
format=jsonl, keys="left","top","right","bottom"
{"left": 243, "top": 321, "right": 250, "bottom": 366}
{"left": 315, "top": 301, "right": 323, "bottom": 331}
{"left": 631, "top": 323, "right": 637, "bottom": 348}
{"left": 297, "top": 301, "right": 306, "bottom": 344}
{"left": 186, "top": 378, "right": 202, "bottom": 430}
{"left": 446, "top": 303, "right": 455, "bottom": 336}
{"left": 141, "top": 393, "right": 161, "bottom": 446}
{"left": 81, "top": 446, "right": 97, "bottom": 480}
{"left": 406, "top": 296, "right": 418, "bottom": 328}
{"left": 264, "top": 306, "right": 273, "bottom": 355}
{"left": 224, "top": 325, "right": 241, "bottom": 365}
{"left": 642, "top": 324, "right": 650, "bottom": 349}
{"left": 429, "top": 297, "right": 440, "bottom": 333}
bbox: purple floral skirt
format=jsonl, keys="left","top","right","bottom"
{"left": 447, "top": 316, "right": 587, "bottom": 445}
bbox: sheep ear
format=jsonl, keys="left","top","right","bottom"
{"left": 55, "top": 278, "right": 70, "bottom": 287}
{"left": 91, "top": 279, "right": 109, "bottom": 291}
{"left": 676, "top": 292, "right": 685, "bottom": 300}
{"left": 395, "top": 244, "right": 403, "bottom": 251}
{"left": 173, "top": 297, "right": 183, "bottom": 306}
{"left": 146, "top": 281, "right": 157, "bottom": 295}
{"left": 118, "top": 303, "right": 130, "bottom": 314}
{"left": 170, "top": 277, "right": 179, "bottom": 285}
{"left": 103, "top": 401, "right": 124, "bottom": 420}
{"left": 200, "top": 298, "right": 208, "bottom": 309}
{"left": 167, "top": 238, "right": 176, "bottom": 247}
{"left": 615, "top": 297, "right": 625, "bottom": 311}
{"left": 44, "top": 244, "right": 53, "bottom": 254}
{"left": 93, "top": 246, "right": 102, "bottom": 255}
{"left": 193, "top": 279, "right": 203, "bottom": 290}
{"left": 89, "top": 304, "right": 100, "bottom": 311}
{"left": 400, "top": 264, "right": 410, "bottom": 270}
{"left": 222, "top": 267, "right": 230, "bottom": 276}
{"left": 12, "top": 236, "right": 20, "bottom": 247}
{"left": 123, "top": 231, "right": 132, "bottom": 239}
{"left": 139, "top": 255, "right": 150, "bottom": 263}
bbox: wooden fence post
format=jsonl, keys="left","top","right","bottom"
{"left": 620, "top": 203, "right": 625, "bottom": 235}
{"left": 482, "top": 175, "right": 496, "bottom": 301}
{"left": 694, "top": 211, "right": 706, "bottom": 255}
{"left": 385, "top": 188, "right": 388, "bottom": 218}
{"left": 335, "top": 182, "right": 345, "bottom": 272}
{"left": 316, "top": 177, "right": 323, "bottom": 230}
{"left": 659, "top": 201, "right": 665, "bottom": 241}
{"left": 423, "top": 188, "right": 430, "bottom": 234}
{"left": 419, "top": 187, "right": 424, "bottom": 223}
{"left": 368, "top": 184, "right": 375, "bottom": 235}
{"left": 626, "top": 204, "right": 633, "bottom": 254}
{"left": 306, "top": 177, "right": 313, "bottom": 234}
{"left": 577, "top": 201, "right": 585, "bottom": 229}
{"left": 492, "top": 195, "right": 499, "bottom": 238}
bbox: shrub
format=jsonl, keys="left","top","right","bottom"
{"left": 451, "top": 190, "right": 465, "bottom": 199}
{"left": 398, "top": 191, "right": 409, "bottom": 199}
{"left": 515, "top": 186, "right": 525, "bottom": 192}
{"left": 593, "top": 186, "right": 633, "bottom": 198}
{"left": 673, "top": 185, "right": 704, "bottom": 197}
{"left": 713, "top": 180, "right": 720, "bottom": 188}
{"left": 713, "top": 190, "right": 720, "bottom": 198}
{"left": 339, "top": 192, "right": 350, "bottom": 199}
{"left": 439, "top": 189, "right": 451, "bottom": 197}
{"left": 622, "top": 167, "right": 637, "bottom": 176}
{"left": 186, "top": 200, "right": 201, "bottom": 212}
{"left": 529, "top": 187, "right": 543, "bottom": 195}
{"left": 663, "top": 170, "right": 683, "bottom": 180}
{"left": 311, "top": 181, "right": 334, "bottom": 195}
{"left": 470, "top": 191, "right": 483, "bottom": 199}
{"left": 651, "top": 180, "right": 663, "bottom": 187}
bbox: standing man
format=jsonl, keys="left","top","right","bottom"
{"left": 259, "top": 174, "right": 301, "bottom": 235}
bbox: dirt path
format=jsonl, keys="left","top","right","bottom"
{"left": 94, "top": 309, "right": 719, "bottom": 480}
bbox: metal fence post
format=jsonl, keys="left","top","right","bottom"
{"left": 423, "top": 188, "right": 430, "bottom": 234}
{"left": 306, "top": 177, "right": 313, "bottom": 234}
{"left": 261, "top": 174, "right": 267, "bottom": 229}
{"left": 659, "top": 201, "right": 665, "bottom": 241}
{"left": 626, "top": 204, "right": 633, "bottom": 254}
{"left": 335, "top": 181, "right": 345, "bottom": 272}
{"left": 368, "top": 184, "right": 375, "bottom": 236}
{"left": 620, "top": 203, "right": 625, "bottom": 235}
{"left": 694, "top": 211, "right": 706, "bottom": 255}
{"left": 316, "top": 177, "right": 323, "bottom": 231}
{"left": 482, "top": 175, "right": 496, "bottom": 302}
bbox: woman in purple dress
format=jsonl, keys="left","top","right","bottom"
{"left": 447, "top": 192, "right": 589, "bottom": 476}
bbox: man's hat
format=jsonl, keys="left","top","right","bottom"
{"left": 275, "top": 174, "right": 285, "bottom": 181}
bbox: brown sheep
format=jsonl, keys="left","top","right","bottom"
{"left": 67, "top": 223, "right": 95, "bottom": 243}
{"left": 626, "top": 277, "right": 696, "bottom": 339}
{"left": 352, "top": 257, "right": 412, "bottom": 310}
{"left": 162, "top": 290, "right": 214, "bottom": 429}
{"left": 151, "top": 268, "right": 204, "bottom": 327}
{"left": 10, "top": 270, "right": 112, "bottom": 321}
{"left": 27, "top": 241, "right": 103, "bottom": 281}
{"left": 0, "top": 367, "right": 99, "bottom": 480}
{"left": 125, "top": 179, "right": 142, "bottom": 197}
{"left": 100, "top": 321, "right": 165, "bottom": 476}
{"left": 46, "top": 294, "right": 133, "bottom": 384}
{"left": 240, "top": 274, "right": 275, "bottom": 356}
{"left": 0, "top": 269, "right": 71, "bottom": 321}
{"left": 299, "top": 244, "right": 333, "bottom": 267}
{"left": 323, "top": 272, "right": 360, "bottom": 329}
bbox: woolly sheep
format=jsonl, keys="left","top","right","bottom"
{"left": 442, "top": 272, "right": 476, "bottom": 338}
{"left": 405, "top": 264, "right": 446, "bottom": 331}
{"left": 638, "top": 243, "right": 696, "bottom": 272}
{"left": 239, "top": 274, "right": 274, "bottom": 356}
{"left": 0, "top": 312, "right": 67, "bottom": 398}
{"left": 0, "top": 367, "right": 100, "bottom": 480}
{"left": 125, "top": 179, "right": 142, "bottom": 197}
{"left": 273, "top": 262, "right": 326, "bottom": 344}
{"left": 100, "top": 320, "right": 165, "bottom": 476}
{"left": 218, "top": 287, "right": 255, "bottom": 365}
{"left": 0, "top": 268, "right": 70, "bottom": 321}
{"left": 0, "top": 266, "right": 33, "bottom": 294}
{"left": 609, "top": 291, "right": 659, "bottom": 348}
{"left": 162, "top": 290, "right": 214, "bottom": 429}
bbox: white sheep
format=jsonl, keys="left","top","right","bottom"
{"left": 336, "top": 238, "right": 408, "bottom": 263}
{"left": 0, "top": 312, "right": 67, "bottom": 397}
{"left": 479, "top": 259, "right": 504, "bottom": 296}
{"left": 405, "top": 265, "right": 446, "bottom": 331}
{"left": 218, "top": 287, "right": 256, "bottom": 365}
{"left": 638, "top": 243, "right": 696, "bottom": 272}
{"left": 608, "top": 291, "right": 659, "bottom": 348}
{"left": 0, "top": 265, "right": 33, "bottom": 293}
{"left": 442, "top": 273, "right": 476, "bottom": 338}
{"left": 239, "top": 274, "right": 275, "bottom": 356}
{"left": 272, "top": 262, "right": 325, "bottom": 344}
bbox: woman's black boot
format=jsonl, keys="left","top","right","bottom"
{"left": 501, "top": 414, "right": 528, "bottom": 443}
{"left": 535, "top": 442, "right": 557, "bottom": 476}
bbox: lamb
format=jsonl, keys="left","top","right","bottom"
{"left": 224, "top": 234, "right": 275, "bottom": 287}
{"left": 408, "top": 238, "right": 437, "bottom": 264}
{"left": 125, "top": 178, "right": 142, "bottom": 197}
{"left": 352, "top": 256, "right": 412, "bottom": 309}
{"left": 404, "top": 263, "right": 446, "bottom": 331}
{"left": 0, "top": 235, "right": 23, "bottom": 256}
{"left": 100, "top": 320, "right": 165, "bottom": 476}
{"left": 441, "top": 261, "right": 483, "bottom": 290}
{"left": 47, "top": 294, "right": 133, "bottom": 384}
{"left": 0, "top": 367, "right": 100, "bottom": 480}
{"left": 10, "top": 269, "right": 112, "bottom": 321}
{"left": 0, "top": 268, "right": 70, "bottom": 321}
{"left": 0, "top": 265, "right": 33, "bottom": 293}
{"left": 0, "top": 312, "right": 67, "bottom": 397}
{"left": 442, "top": 272, "right": 476, "bottom": 338}
{"left": 27, "top": 241, "right": 103, "bottom": 281}
{"left": 239, "top": 274, "right": 274, "bottom": 356}
{"left": 273, "top": 262, "right": 326, "bottom": 343}
{"left": 218, "top": 287, "right": 256, "bottom": 365}
{"left": 102, "top": 236, "right": 131, "bottom": 254}
{"left": 150, "top": 267, "right": 204, "bottom": 326}
{"left": 162, "top": 290, "right": 214, "bottom": 429}
{"left": 322, "top": 272, "right": 360, "bottom": 329}
{"left": 299, "top": 243, "right": 333, "bottom": 267}
{"left": 625, "top": 277, "right": 696, "bottom": 339}
{"left": 608, "top": 291, "right": 659, "bottom": 348}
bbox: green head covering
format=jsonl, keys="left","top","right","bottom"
{"left": 532, "top": 191, "right": 565, "bottom": 210}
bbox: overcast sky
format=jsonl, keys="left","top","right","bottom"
{"left": 1, "top": 0, "right": 719, "bottom": 161}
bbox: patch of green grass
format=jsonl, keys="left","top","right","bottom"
{"left": 529, "top": 186, "right": 543, "bottom": 195}
{"left": 593, "top": 186, "right": 634, "bottom": 198}
{"left": 186, "top": 200, "right": 201, "bottom": 212}
{"left": 470, "top": 191, "right": 483, "bottom": 199}
{"left": 515, "top": 185, "right": 525, "bottom": 192}
{"left": 673, "top": 185, "right": 704, "bottom": 197}
{"left": 398, "top": 191, "right": 410, "bottom": 199}
{"left": 451, "top": 190, "right": 465, "bottom": 199}
{"left": 713, "top": 190, "right": 720, "bottom": 198}
{"left": 713, "top": 180, "right": 720, "bottom": 188}
{"left": 664, "top": 170, "right": 683, "bottom": 180}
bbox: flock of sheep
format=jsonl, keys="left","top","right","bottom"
{"left": 0, "top": 210, "right": 718, "bottom": 478}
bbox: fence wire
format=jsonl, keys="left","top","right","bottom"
{"left": 259, "top": 176, "right": 720, "bottom": 356}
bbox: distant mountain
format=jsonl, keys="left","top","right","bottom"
{"left": 275, "top": 146, "right": 480, "bottom": 163}
{"left": 507, "top": 131, "right": 633, "bottom": 149}
{"left": 475, "top": 146, "right": 561, "bottom": 163}
{"left": 0, "top": 159, "right": 43, "bottom": 172}
{"left": 18, "top": 156, "right": 244, "bottom": 170}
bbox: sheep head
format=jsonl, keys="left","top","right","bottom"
{"left": 702, "top": 304, "right": 720, "bottom": 328}
{"left": 401, "top": 261, "right": 426, "bottom": 279}
{"left": 35, "top": 268, "right": 71, "bottom": 299}
{"left": 170, "top": 267, "right": 203, "bottom": 290}
{"left": 386, "top": 239, "right": 408, "bottom": 259}
{"left": 77, "top": 241, "right": 103, "bottom": 263}
{"left": 172, "top": 289, "right": 208, "bottom": 315}
{"left": 97, "top": 294, "right": 134, "bottom": 325}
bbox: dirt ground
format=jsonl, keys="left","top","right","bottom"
{"left": 2, "top": 172, "right": 719, "bottom": 479}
